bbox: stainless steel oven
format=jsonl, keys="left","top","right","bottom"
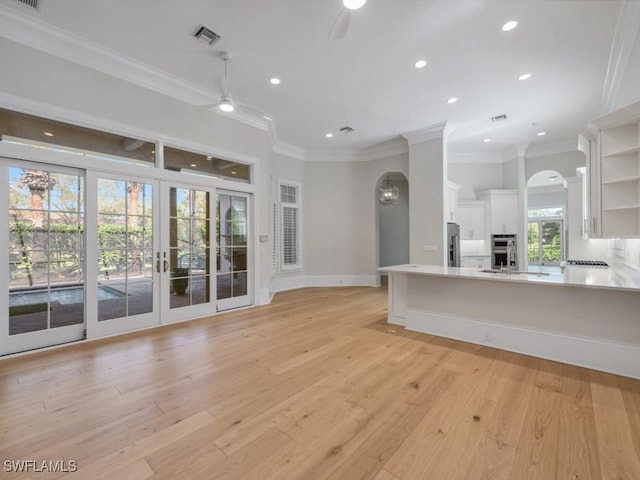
{"left": 491, "top": 234, "right": 517, "bottom": 269}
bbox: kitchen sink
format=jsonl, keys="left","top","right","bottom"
{"left": 479, "top": 269, "right": 550, "bottom": 276}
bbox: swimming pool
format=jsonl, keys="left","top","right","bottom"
{"left": 9, "top": 286, "right": 124, "bottom": 306}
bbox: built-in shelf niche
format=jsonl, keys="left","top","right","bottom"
{"left": 593, "top": 103, "right": 640, "bottom": 237}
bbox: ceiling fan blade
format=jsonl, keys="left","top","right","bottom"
{"left": 329, "top": 9, "right": 351, "bottom": 40}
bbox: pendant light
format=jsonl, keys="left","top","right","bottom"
{"left": 379, "top": 175, "right": 399, "bottom": 205}
{"left": 219, "top": 52, "right": 235, "bottom": 113}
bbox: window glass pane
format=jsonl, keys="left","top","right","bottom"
{"left": 0, "top": 108, "right": 155, "bottom": 165}
{"left": 164, "top": 146, "right": 250, "bottom": 183}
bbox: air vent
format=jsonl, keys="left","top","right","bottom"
{"left": 15, "top": 0, "right": 39, "bottom": 9}
{"left": 339, "top": 126, "right": 354, "bottom": 133}
{"left": 194, "top": 26, "right": 221, "bottom": 46}
{"left": 491, "top": 114, "right": 508, "bottom": 122}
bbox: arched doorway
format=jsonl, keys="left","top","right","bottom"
{"left": 376, "top": 172, "right": 409, "bottom": 283}
{"left": 526, "top": 170, "right": 567, "bottom": 267}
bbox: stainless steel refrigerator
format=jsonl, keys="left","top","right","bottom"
{"left": 447, "top": 222, "right": 460, "bottom": 267}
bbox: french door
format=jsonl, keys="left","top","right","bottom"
{"left": 1, "top": 161, "right": 86, "bottom": 355}
{"left": 2, "top": 160, "right": 251, "bottom": 355}
{"left": 160, "top": 182, "right": 216, "bottom": 323}
{"left": 216, "top": 191, "right": 251, "bottom": 311}
{"left": 86, "top": 173, "right": 160, "bottom": 337}
{"left": 527, "top": 219, "right": 563, "bottom": 266}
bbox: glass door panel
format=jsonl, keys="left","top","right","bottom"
{"left": 217, "top": 192, "right": 250, "bottom": 311}
{"left": 528, "top": 220, "right": 562, "bottom": 266}
{"left": 2, "top": 162, "right": 85, "bottom": 355}
{"left": 162, "top": 183, "right": 214, "bottom": 323}
{"left": 527, "top": 222, "right": 540, "bottom": 264}
{"left": 90, "top": 176, "right": 158, "bottom": 337}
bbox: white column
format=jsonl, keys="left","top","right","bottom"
{"left": 402, "top": 121, "right": 449, "bottom": 266}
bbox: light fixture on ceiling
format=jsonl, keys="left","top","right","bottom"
{"left": 270, "top": 77, "right": 281, "bottom": 85}
{"left": 415, "top": 60, "right": 427, "bottom": 69}
{"left": 502, "top": 20, "right": 518, "bottom": 32}
{"left": 326, "top": 133, "right": 334, "bottom": 138}
{"left": 518, "top": 73, "right": 531, "bottom": 80}
{"left": 447, "top": 97, "right": 458, "bottom": 104}
{"left": 483, "top": 138, "right": 492, "bottom": 143}
{"left": 43, "top": 131, "right": 54, "bottom": 137}
{"left": 343, "top": 0, "right": 366, "bottom": 9}
{"left": 379, "top": 175, "right": 399, "bottom": 205}
{"left": 219, "top": 52, "right": 235, "bottom": 113}
{"left": 537, "top": 131, "right": 546, "bottom": 136}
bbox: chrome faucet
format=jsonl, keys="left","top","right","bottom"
{"left": 506, "top": 239, "right": 515, "bottom": 274}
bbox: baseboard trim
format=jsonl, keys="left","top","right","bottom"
{"left": 406, "top": 310, "right": 640, "bottom": 380}
{"left": 274, "top": 275, "right": 379, "bottom": 294}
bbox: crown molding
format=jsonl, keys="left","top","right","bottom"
{"left": 0, "top": 7, "right": 221, "bottom": 106}
{"left": 601, "top": 0, "right": 640, "bottom": 113}
{"left": 401, "top": 121, "right": 449, "bottom": 145}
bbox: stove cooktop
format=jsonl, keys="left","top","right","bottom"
{"left": 567, "top": 259, "right": 609, "bottom": 267}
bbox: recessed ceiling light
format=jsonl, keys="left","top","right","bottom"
{"left": 483, "top": 138, "right": 492, "bottom": 143}
{"left": 518, "top": 73, "right": 532, "bottom": 80}
{"left": 502, "top": 20, "right": 518, "bottom": 32}
{"left": 343, "top": 0, "right": 366, "bottom": 10}
{"left": 415, "top": 60, "right": 427, "bottom": 69}
{"left": 270, "top": 77, "right": 281, "bottom": 85}
{"left": 447, "top": 97, "right": 458, "bottom": 104}
{"left": 206, "top": 156, "right": 212, "bottom": 161}
{"left": 43, "top": 131, "right": 54, "bottom": 137}
{"left": 326, "top": 133, "right": 334, "bottom": 138}
{"left": 190, "top": 163, "right": 197, "bottom": 167}
{"left": 537, "top": 131, "right": 546, "bottom": 136}
{"left": 231, "top": 171, "right": 237, "bottom": 175}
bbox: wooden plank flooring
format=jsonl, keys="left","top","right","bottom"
{"left": 1, "top": 286, "right": 640, "bottom": 479}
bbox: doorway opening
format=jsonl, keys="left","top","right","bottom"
{"left": 526, "top": 170, "right": 567, "bottom": 267}
{"left": 376, "top": 172, "right": 409, "bottom": 285}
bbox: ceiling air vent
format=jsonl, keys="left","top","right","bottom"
{"left": 15, "top": 0, "right": 39, "bottom": 9}
{"left": 491, "top": 114, "right": 508, "bottom": 122}
{"left": 339, "top": 126, "right": 354, "bottom": 133}
{"left": 194, "top": 26, "right": 221, "bottom": 46}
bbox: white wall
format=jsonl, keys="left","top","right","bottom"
{"left": 448, "top": 162, "right": 503, "bottom": 200}
{"left": 502, "top": 158, "right": 519, "bottom": 190}
{"left": 525, "top": 150, "right": 585, "bottom": 183}
{"left": 528, "top": 187, "right": 566, "bottom": 209}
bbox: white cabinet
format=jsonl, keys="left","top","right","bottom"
{"left": 478, "top": 190, "right": 518, "bottom": 235}
{"left": 588, "top": 101, "right": 640, "bottom": 238}
{"left": 447, "top": 181, "right": 460, "bottom": 222}
{"left": 457, "top": 201, "right": 485, "bottom": 240}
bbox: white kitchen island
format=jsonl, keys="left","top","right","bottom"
{"left": 379, "top": 264, "right": 640, "bottom": 379}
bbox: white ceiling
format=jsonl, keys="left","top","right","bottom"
{"left": 0, "top": 0, "right": 633, "bottom": 159}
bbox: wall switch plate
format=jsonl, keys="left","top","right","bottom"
{"left": 259, "top": 234, "right": 268, "bottom": 242}
{"left": 423, "top": 245, "right": 437, "bottom": 252}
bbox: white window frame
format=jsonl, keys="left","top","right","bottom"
{"left": 278, "top": 179, "right": 302, "bottom": 272}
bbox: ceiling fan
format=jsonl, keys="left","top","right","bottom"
{"left": 218, "top": 51, "right": 234, "bottom": 112}
{"left": 329, "top": 0, "right": 367, "bottom": 40}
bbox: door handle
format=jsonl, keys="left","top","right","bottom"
{"left": 163, "top": 260, "right": 169, "bottom": 273}
{"left": 156, "top": 259, "right": 161, "bottom": 273}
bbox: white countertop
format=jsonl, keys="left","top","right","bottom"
{"left": 379, "top": 263, "right": 640, "bottom": 292}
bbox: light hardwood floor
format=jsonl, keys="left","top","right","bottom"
{"left": 1, "top": 286, "right": 640, "bottom": 479}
